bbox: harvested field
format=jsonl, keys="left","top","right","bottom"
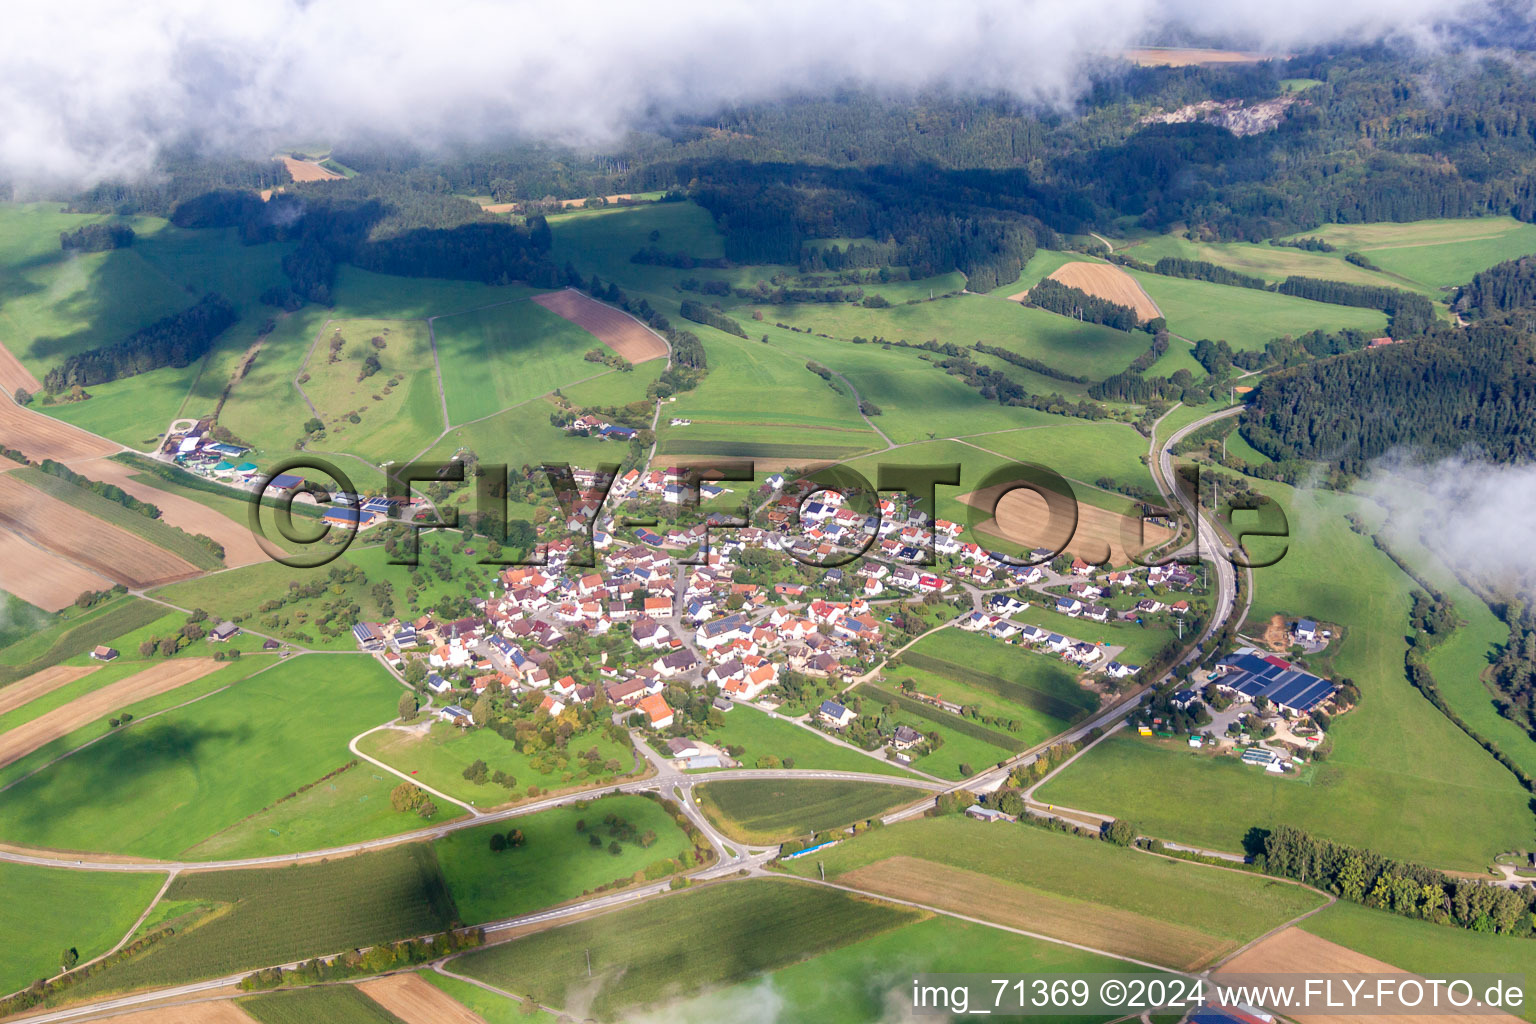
{"left": 71, "top": 456, "right": 269, "bottom": 567}
{"left": 94, "top": 1001, "right": 257, "bottom": 1024}
{"left": 484, "top": 193, "right": 636, "bottom": 213}
{"left": 1215, "top": 927, "right": 1519, "bottom": 1024}
{"left": 0, "top": 657, "right": 222, "bottom": 769}
{"left": 0, "top": 398, "right": 120, "bottom": 464}
{"left": 1122, "top": 47, "right": 1285, "bottom": 66}
{"left": 0, "top": 529, "right": 112, "bottom": 611}
{"left": 280, "top": 157, "right": 342, "bottom": 182}
{"left": 532, "top": 289, "right": 668, "bottom": 363}
{"left": 959, "top": 482, "right": 1177, "bottom": 565}
{"left": 0, "top": 664, "right": 100, "bottom": 717}
{"left": 0, "top": 343, "right": 42, "bottom": 395}
{"left": 839, "top": 856, "right": 1226, "bottom": 970}
{"left": 1044, "top": 262, "right": 1161, "bottom": 320}
{"left": 0, "top": 474, "right": 202, "bottom": 589}
{"left": 358, "top": 973, "right": 487, "bottom": 1024}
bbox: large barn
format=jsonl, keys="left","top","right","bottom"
{"left": 1213, "top": 648, "right": 1335, "bottom": 716}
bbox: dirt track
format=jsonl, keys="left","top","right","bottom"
{"left": 533, "top": 289, "right": 669, "bottom": 363}
{"left": 0, "top": 474, "right": 202, "bottom": 589}
{"left": 0, "top": 398, "right": 121, "bottom": 464}
{"left": 840, "top": 856, "right": 1226, "bottom": 970}
{"left": 71, "top": 456, "right": 269, "bottom": 567}
{"left": 92, "top": 1000, "right": 256, "bottom": 1024}
{"left": 1045, "top": 262, "right": 1161, "bottom": 320}
{"left": 0, "top": 341, "right": 42, "bottom": 395}
{"left": 0, "top": 664, "right": 100, "bottom": 717}
{"left": 0, "top": 657, "right": 223, "bottom": 769}
{"left": 1215, "top": 927, "right": 1519, "bottom": 1024}
{"left": 0, "top": 529, "right": 113, "bottom": 611}
{"left": 359, "top": 973, "right": 488, "bottom": 1024}
{"left": 960, "top": 483, "right": 1175, "bottom": 565}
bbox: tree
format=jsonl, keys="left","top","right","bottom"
{"left": 507, "top": 828, "right": 526, "bottom": 848}
{"left": 472, "top": 695, "right": 493, "bottom": 727}
{"left": 589, "top": 833, "right": 602, "bottom": 848}
{"left": 60, "top": 947, "right": 78, "bottom": 972}
{"left": 390, "top": 782, "right": 425, "bottom": 813}
{"left": 462, "top": 759, "right": 489, "bottom": 784}
{"left": 397, "top": 691, "right": 418, "bottom": 721}
{"left": 417, "top": 798, "right": 438, "bottom": 819}
{"left": 608, "top": 840, "right": 623, "bottom": 855}
{"left": 1103, "top": 819, "right": 1137, "bottom": 846}
{"left": 489, "top": 832, "right": 507, "bottom": 852}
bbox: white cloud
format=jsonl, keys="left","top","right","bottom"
{"left": 0, "top": 0, "right": 1500, "bottom": 187}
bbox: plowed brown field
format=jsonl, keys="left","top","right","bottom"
{"left": 71, "top": 456, "right": 269, "bottom": 567}
{"left": 0, "top": 398, "right": 120, "bottom": 463}
{"left": 1215, "top": 927, "right": 1519, "bottom": 1024}
{"left": 0, "top": 474, "right": 201, "bottom": 588}
{"left": 1045, "top": 262, "right": 1161, "bottom": 320}
{"left": 280, "top": 157, "right": 343, "bottom": 182}
{"left": 0, "top": 657, "right": 222, "bottom": 769}
{"left": 359, "top": 974, "right": 487, "bottom": 1024}
{"left": 1122, "top": 47, "right": 1283, "bottom": 66}
{"left": 960, "top": 482, "right": 1176, "bottom": 565}
{"left": 533, "top": 289, "right": 669, "bottom": 363}
{"left": 0, "top": 529, "right": 112, "bottom": 611}
{"left": 0, "top": 664, "right": 100, "bottom": 717}
{"left": 93, "top": 1000, "right": 256, "bottom": 1024}
{"left": 840, "top": 856, "right": 1225, "bottom": 969}
{"left": 0, "top": 342, "right": 42, "bottom": 395}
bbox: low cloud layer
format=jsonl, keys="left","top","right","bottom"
{"left": 1362, "top": 454, "right": 1536, "bottom": 601}
{"left": 0, "top": 0, "right": 1502, "bottom": 187}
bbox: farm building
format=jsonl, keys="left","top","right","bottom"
{"left": 1214, "top": 649, "right": 1335, "bottom": 716}
{"left": 964, "top": 805, "right": 1011, "bottom": 822}
{"left": 210, "top": 621, "right": 240, "bottom": 642}
{"left": 90, "top": 645, "right": 119, "bottom": 661}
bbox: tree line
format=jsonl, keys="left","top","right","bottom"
{"left": 1025, "top": 277, "right": 1140, "bottom": 331}
{"left": 43, "top": 294, "right": 236, "bottom": 392}
{"left": 1457, "top": 255, "right": 1536, "bottom": 319}
{"left": 1275, "top": 276, "right": 1435, "bottom": 339}
{"left": 679, "top": 300, "right": 748, "bottom": 338}
{"left": 60, "top": 222, "right": 134, "bottom": 252}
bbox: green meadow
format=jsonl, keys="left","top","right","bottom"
{"left": 1294, "top": 216, "right": 1536, "bottom": 292}
{"left": 1123, "top": 268, "right": 1388, "bottom": 350}
{"left": 693, "top": 778, "right": 921, "bottom": 843}
{"left": 698, "top": 704, "right": 919, "bottom": 778}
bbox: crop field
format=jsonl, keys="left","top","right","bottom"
{"left": 12, "top": 466, "right": 225, "bottom": 571}
{"left": 1043, "top": 261, "right": 1161, "bottom": 319}
{"left": 0, "top": 654, "right": 401, "bottom": 857}
{"left": 903, "top": 629, "right": 1099, "bottom": 721}
{"left": 358, "top": 973, "right": 486, "bottom": 1024}
{"left": 1216, "top": 926, "right": 1520, "bottom": 1024}
{"left": 451, "top": 879, "right": 919, "bottom": 1020}
{"left": 359, "top": 719, "right": 636, "bottom": 806}
{"left": 883, "top": 662, "right": 1067, "bottom": 748}
{"left": 533, "top": 289, "right": 668, "bottom": 362}
{"left": 0, "top": 656, "right": 222, "bottom": 770}
{"left": 781, "top": 816, "right": 1326, "bottom": 970}
{"left": 1293, "top": 217, "right": 1536, "bottom": 292}
{"left": 0, "top": 596, "right": 167, "bottom": 684}
{"left": 66, "top": 456, "right": 270, "bottom": 567}
{"left": 73, "top": 844, "right": 456, "bottom": 995}
{"left": 0, "top": 395, "right": 123, "bottom": 465}
{"left": 242, "top": 986, "right": 406, "bottom": 1024}
{"left": 0, "top": 861, "right": 166, "bottom": 996}
{"left": 1122, "top": 46, "right": 1280, "bottom": 65}
{"left": 859, "top": 681, "right": 1019, "bottom": 778}
{"left": 421, "top": 971, "right": 559, "bottom": 1024}
{"left": 666, "top": 912, "right": 1163, "bottom": 1024}
{"left": 298, "top": 318, "right": 443, "bottom": 465}
{"left": 433, "top": 795, "right": 693, "bottom": 924}
{"left": 0, "top": 529, "right": 111, "bottom": 612}
{"left": 433, "top": 297, "right": 616, "bottom": 425}
{"left": 93, "top": 1004, "right": 258, "bottom": 1024}
{"left": 0, "top": 474, "right": 202, "bottom": 589}
{"left": 0, "top": 663, "right": 99, "bottom": 718}
{"left": 961, "top": 480, "right": 1174, "bottom": 565}
{"left": 694, "top": 778, "right": 921, "bottom": 843}
{"left": 1299, "top": 902, "right": 1536, "bottom": 1023}
{"left": 1123, "top": 268, "right": 1388, "bottom": 350}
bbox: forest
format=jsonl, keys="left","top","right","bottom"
{"left": 1457, "top": 255, "right": 1536, "bottom": 318}
{"left": 42, "top": 294, "right": 237, "bottom": 392}
{"left": 1239, "top": 320, "right": 1536, "bottom": 474}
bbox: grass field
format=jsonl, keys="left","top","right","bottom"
{"left": 434, "top": 297, "right": 615, "bottom": 425}
{"left": 964, "top": 420, "right": 1158, "bottom": 495}
{"left": 1299, "top": 902, "right": 1536, "bottom": 1023}
{"left": 1123, "top": 268, "right": 1387, "bottom": 349}
{"left": 0, "top": 595, "right": 165, "bottom": 685}
{"left": 780, "top": 816, "right": 1326, "bottom": 970}
{"left": 43, "top": 361, "right": 209, "bottom": 448}
{"left": 420, "top": 971, "right": 560, "bottom": 1024}
{"left": 241, "top": 986, "right": 408, "bottom": 1024}
{"left": 1120, "top": 232, "right": 1416, "bottom": 292}
{"left": 548, "top": 200, "right": 730, "bottom": 297}
{"left": 1292, "top": 217, "right": 1536, "bottom": 292}
{"left": 450, "top": 879, "right": 919, "bottom": 1021}
{"left": 0, "top": 862, "right": 165, "bottom": 996}
{"left": 358, "top": 720, "right": 636, "bottom": 807}
{"left": 299, "top": 318, "right": 443, "bottom": 465}
{"left": 0, "top": 654, "right": 402, "bottom": 857}
{"left": 693, "top": 778, "right": 922, "bottom": 843}
{"left": 434, "top": 795, "right": 693, "bottom": 924}
{"left": 70, "top": 844, "right": 455, "bottom": 995}
{"left": 11, "top": 466, "right": 225, "bottom": 570}
{"left": 417, "top": 397, "right": 623, "bottom": 482}
{"left": 983, "top": 249, "right": 1095, "bottom": 296}
{"left": 1010, "top": 603, "right": 1176, "bottom": 664}
{"left": 904, "top": 628, "right": 1100, "bottom": 721}
{"left": 698, "top": 705, "right": 918, "bottom": 778}
{"left": 0, "top": 592, "right": 57, "bottom": 651}
{"left": 1039, "top": 477, "right": 1533, "bottom": 871}
{"left": 661, "top": 912, "right": 1163, "bottom": 1024}
{"left": 859, "top": 681, "right": 1018, "bottom": 779}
